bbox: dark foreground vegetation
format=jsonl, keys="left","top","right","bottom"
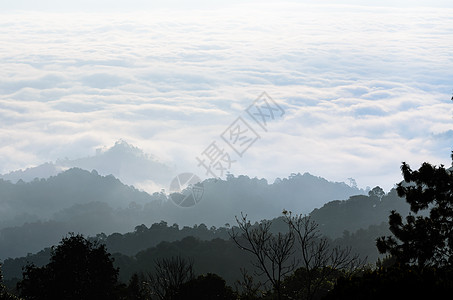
{"left": 0, "top": 152, "right": 452, "bottom": 299}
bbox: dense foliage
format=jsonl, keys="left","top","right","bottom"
{"left": 2, "top": 154, "right": 452, "bottom": 299}
{"left": 17, "top": 234, "right": 120, "bottom": 300}
{"left": 377, "top": 154, "right": 453, "bottom": 267}
{"left": 0, "top": 265, "right": 18, "bottom": 300}
{"left": 330, "top": 154, "right": 453, "bottom": 297}
{"left": 325, "top": 264, "right": 453, "bottom": 299}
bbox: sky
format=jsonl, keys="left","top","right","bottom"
{"left": 0, "top": 0, "right": 452, "bottom": 192}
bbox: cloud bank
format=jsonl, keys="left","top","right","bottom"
{"left": 0, "top": 2, "right": 452, "bottom": 192}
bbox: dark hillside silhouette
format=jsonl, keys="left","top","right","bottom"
{"left": 17, "top": 234, "right": 120, "bottom": 300}
{"left": 0, "top": 140, "right": 175, "bottom": 188}
{"left": 0, "top": 167, "right": 151, "bottom": 222}
{"left": 329, "top": 153, "right": 453, "bottom": 298}
{"left": 377, "top": 153, "right": 453, "bottom": 267}
{"left": 0, "top": 170, "right": 367, "bottom": 260}
{"left": 310, "top": 187, "right": 409, "bottom": 238}
{"left": 2, "top": 190, "right": 402, "bottom": 283}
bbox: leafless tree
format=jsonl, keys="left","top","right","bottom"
{"left": 147, "top": 256, "right": 194, "bottom": 300}
{"left": 230, "top": 213, "right": 295, "bottom": 299}
{"left": 234, "top": 268, "right": 263, "bottom": 299}
{"left": 283, "top": 211, "right": 365, "bottom": 300}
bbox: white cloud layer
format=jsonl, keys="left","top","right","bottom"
{"left": 0, "top": 2, "right": 452, "bottom": 192}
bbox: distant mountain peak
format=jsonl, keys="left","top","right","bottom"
{"left": 98, "top": 140, "right": 148, "bottom": 158}
{"left": 0, "top": 140, "right": 176, "bottom": 191}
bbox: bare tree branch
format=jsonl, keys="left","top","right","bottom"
{"left": 146, "top": 255, "right": 194, "bottom": 300}
{"left": 283, "top": 211, "right": 366, "bottom": 300}
{"left": 230, "top": 213, "right": 295, "bottom": 299}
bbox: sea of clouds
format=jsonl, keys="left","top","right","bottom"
{"left": 0, "top": 1, "right": 452, "bottom": 192}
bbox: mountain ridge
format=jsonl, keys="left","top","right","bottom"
{"left": 0, "top": 140, "right": 176, "bottom": 192}
{"left": 0, "top": 167, "right": 367, "bottom": 260}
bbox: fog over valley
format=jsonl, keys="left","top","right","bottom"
{"left": 0, "top": 1, "right": 452, "bottom": 299}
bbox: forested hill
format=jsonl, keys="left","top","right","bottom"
{"left": 311, "top": 187, "right": 409, "bottom": 238}
{"left": 0, "top": 167, "right": 152, "bottom": 225}
{"left": 153, "top": 172, "right": 366, "bottom": 228}
{"left": 0, "top": 168, "right": 366, "bottom": 231}
{"left": 0, "top": 168, "right": 367, "bottom": 260}
{"left": 1, "top": 186, "right": 411, "bottom": 282}
{"left": 0, "top": 140, "right": 175, "bottom": 188}
{"left": 100, "top": 186, "right": 407, "bottom": 256}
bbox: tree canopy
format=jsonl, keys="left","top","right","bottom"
{"left": 377, "top": 153, "right": 453, "bottom": 267}
{"left": 17, "top": 234, "right": 120, "bottom": 300}
{"left": 0, "top": 264, "right": 18, "bottom": 300}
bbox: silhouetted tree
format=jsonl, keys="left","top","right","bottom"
{"left": 174, "top": 273, "right": 235, "bottom": 300}
{"left": 283, "top": 212, "right": 364, "bottom": 300}
{"left": 118, "top": 273, "right": 148, "bottom": 300}
{"left": 324, "top": 264, "right": 453, "bottom": 299}
{"left": 377, "top": 153, "right": 453, "bottom": 267}
{"left": 230, "top": 213, "right": 295, "bottom": 300}
{"left": 17, "top": 233, "right": 119, "bottom": 300}
{"left": 0, "top": 264, "right": 18, "bottom": 300}
{"left": 147, "top": 256, "right": 194, "bottom": 300}
{"left": 281, "top": 266, "right": 344, "bottom": 300}
{"left": 368, "top": 186, "right": 385, "bottom": 200}
{"left": 234, "top": 268, "right": 262, "bottom": 300}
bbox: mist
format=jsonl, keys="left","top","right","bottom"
{"left": 0, "top": 1, "right": 452, "bottom": 298}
